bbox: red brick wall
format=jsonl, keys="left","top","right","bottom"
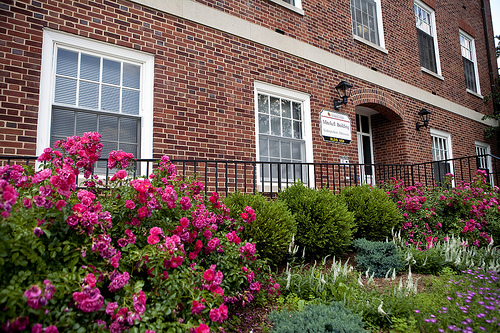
{"left": 0, "top": 0, "right": 497, "bottom": 166}
{"left": 191, "top": 0, "right": 497, "bottom": 114}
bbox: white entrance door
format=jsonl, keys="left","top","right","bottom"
{"left": 356, "top": 113, "right": 375, "bottom": 185}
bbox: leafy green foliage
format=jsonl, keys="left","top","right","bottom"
{"left": 223, "top": 191, "right": 296, "bottom": 264}
{"left": 400, "top": 245, "right": 445, "bottom": 275}
{"left": 0, "top": 134, "right": 277, "bottom": 332}
{"left": 340, "top": 185, "right": 402, "bottom": 241}
{"left": 268, "top": 302, "right": 366, "bottom": 333}
{"left": 354, "top": 239, "right": 405, "bottom": 278}
{"left": 385, "top": 171, "right": 499, "bottom": 248}
{"left": 277, "top": 183, "right": 355, "bottom": 258}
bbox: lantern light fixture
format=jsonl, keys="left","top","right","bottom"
{"left": 416, "top": 108, "right": 431, "bottom": 131}
{"left": 333, "top": 80, "right": 353, "bottom": 110}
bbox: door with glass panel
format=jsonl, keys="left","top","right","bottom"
{"left": 257, "top": 93, "right": 306, "bottom": 185}
{"left": 356, "top": 114, "right": 375, "bottom": 185}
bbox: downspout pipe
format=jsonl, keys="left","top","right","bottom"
{"left": 481, "top": 0, "right": 499, "bottom": 114}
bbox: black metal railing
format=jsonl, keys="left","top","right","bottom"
{"left": 1, "top": 154, "right": 499, "bottom": 197}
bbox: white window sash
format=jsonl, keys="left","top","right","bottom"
{"left": 254, "top": 81, "right": 313, "bottom": 190}
{"left": 460, "top": 30, "right": 481, "bottom": 95}
{"left": 37, "top": 29, "right": 154, "bottom": 166}
{"left": 414, "top": 0, "right": 442, "bottom": 76}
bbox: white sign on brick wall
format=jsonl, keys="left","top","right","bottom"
{"left": 320, "top": 110, "right": 352, "bottom": 144}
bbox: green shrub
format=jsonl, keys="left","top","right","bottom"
{"left": 223, "top": 191, "right": 296, "bottom": 264}
{"left": 278, "top": 183, "right": 355, "bottom": 258}
{"left": 354, "top": 239, "right": 405, "bottom": 278}
{"left": 399, "top": 245, "right": 445, "bottom": 275}
{"left": 269, "top": 302, "right": 366, "bottom": 333}
{"left": 340, "top": 185, "right": 402, "bottom": 241}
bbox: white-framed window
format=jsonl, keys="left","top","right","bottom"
{"left": 430, "top": 128, "right": 453, "bottom": 185}
{"left": 254, "top": 81, "right": 313, "bottom": 186}
{"left": 37, "top": 29, "right": 154, "bottom": 168}
{"left": 475, "top": 141, "right": 493, "bottom": 185}
{"left": 350, "top": 0, "right": 386, "bottom": 49}
{"left": 267, "top": 0, "right": 304, "bottom": 15}
{"left": 414, "top": 0, "right": 441, "bottom": 76}
{"left": 281, "top": 0, "right": 301, "bottom": 8}
{"left": 460, "top": 30, "right": 481, "bottom": 95}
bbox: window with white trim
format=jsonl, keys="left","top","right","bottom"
{"left": 414, "top": 1, "right": 441, "bottom": 75}
{"left": 350, "top": 0, "right": 385, "bottom": 47}
{"left": 254, "top": 82, "right": 312, "bottom": 184}
{"left": 475, "top": 141, "right": 492, "bottom": 185}
{"left": 37, "top": 29, "right": 154, "bottom": 168}
{"left": 430, "top": 129, "right": 453, "bottom": 185}
{"left": 460, "top": 31, "right": 481, "bottom": 94}
{"left": 281, "top": 0, "right": 301, "bottom": 8}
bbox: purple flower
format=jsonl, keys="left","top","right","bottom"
{"left": 108, "top": 271, "right": 129, "bottom": 292}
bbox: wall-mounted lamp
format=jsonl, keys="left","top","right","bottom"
{"left": 333, "top": 80, "right": 353, "bottom": 110}
{"left": 416, "top": 108, "right": 431, "bottom": 131}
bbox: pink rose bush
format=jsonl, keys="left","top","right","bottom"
{"left": 385, "top": 170, "right": 500, "bottom": 249}
{"left": 0, "top": 133, "right": 275, "bottom": 332}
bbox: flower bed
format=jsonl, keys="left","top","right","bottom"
{"left": 0, "top": 133, "right": 278, "bottom": 332}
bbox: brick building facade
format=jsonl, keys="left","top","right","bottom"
{"left": 0, "top": 0, "right": 498, "bottom": 186}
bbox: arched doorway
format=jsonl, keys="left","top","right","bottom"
{"left": 351, "top": 96, "right": 406, "bottom": 185}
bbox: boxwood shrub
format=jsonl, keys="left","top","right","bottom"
{"left": 340, "top": 185, "right": 402, "bottom": 241}
{"left": 277, "top": 183, "right": 355, "bottom": 258}
{"left": 223, "top": 191, "right": 296, "bottom": 264}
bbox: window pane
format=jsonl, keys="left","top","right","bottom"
{"left": 80, "top": 54, "right": 100, "bottom": 82}
{"left": 119, "top": 118, "right": 138, "bottom": 143}
{"left": 56, "top": 49, "right": 78, "bottom": 77}
{"left": 292, "top": 142, "right": 301, "bottom": 160}
{"left": 293, "top": 102, "right": 301, "bottom": 120}
{"left": 282, "top": 119, "right": 292, "bottom": 138}
{"left": 123, "top": 63, "right": 140, "bottom": 89}
{"left": 271, "top": 116, "right": 281, "bottom": 136}
{"left": 269, "top": 140, "right": 280, "bottom": 158}
{"left": 122, "top": 89, "right": 140, "bottom": 115}
{"left": 51, "top": 109, "right": 75, "bottom": 136}
{"left": 259, "top": 114, "right": 269, "bottom": 134}
{"left": 54, "top": 77, "right": 77, "bottom": 105}
{"left": 119, "top": 143, "right": 138, "bottom": 158}
{"left": 362, "top": 135, "right": 372, "bottom": 164}
{"left": 101, "top": 85, "right": 120, "bottom": 112}
{"left": 76, "top": 112, "right": 97, "bottom": 135}
{"left": 99, "top": 115, "right": 118, "bottom": 141}
{"left": 281, "top": 141, "right": 291, "bottom": 159}
{"left": 293, "top": 121, "right": 302, "bottom": 139}
{"left": 103, "top": 59, "right": 121, "bottom": 85}
{"left": 281, "top": 99, "right": 291, "bottom": 118}
{"left": 270, "top": 97, "right": 280, "bottom": 116}
{"left": 361, "top": 115, "right": 370, "bottom": 133}
{"left": 79, "top": 81, "right": 99, "bottom": 109}
{"left": 258, "top": 94, "right": 269, "bottom": 114}
{"left": 259, "top": 137, "right": 268, "bottom": 157}
{"left": 463, "top": 57, "right": 477, "bottom": 91}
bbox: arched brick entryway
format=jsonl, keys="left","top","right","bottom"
{"left": 351, "top": 89, "right": 410, "bottom": 166}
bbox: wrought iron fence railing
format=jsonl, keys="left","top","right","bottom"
{"left": 1, "top": 154, "right": 499, "bottom": 197}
